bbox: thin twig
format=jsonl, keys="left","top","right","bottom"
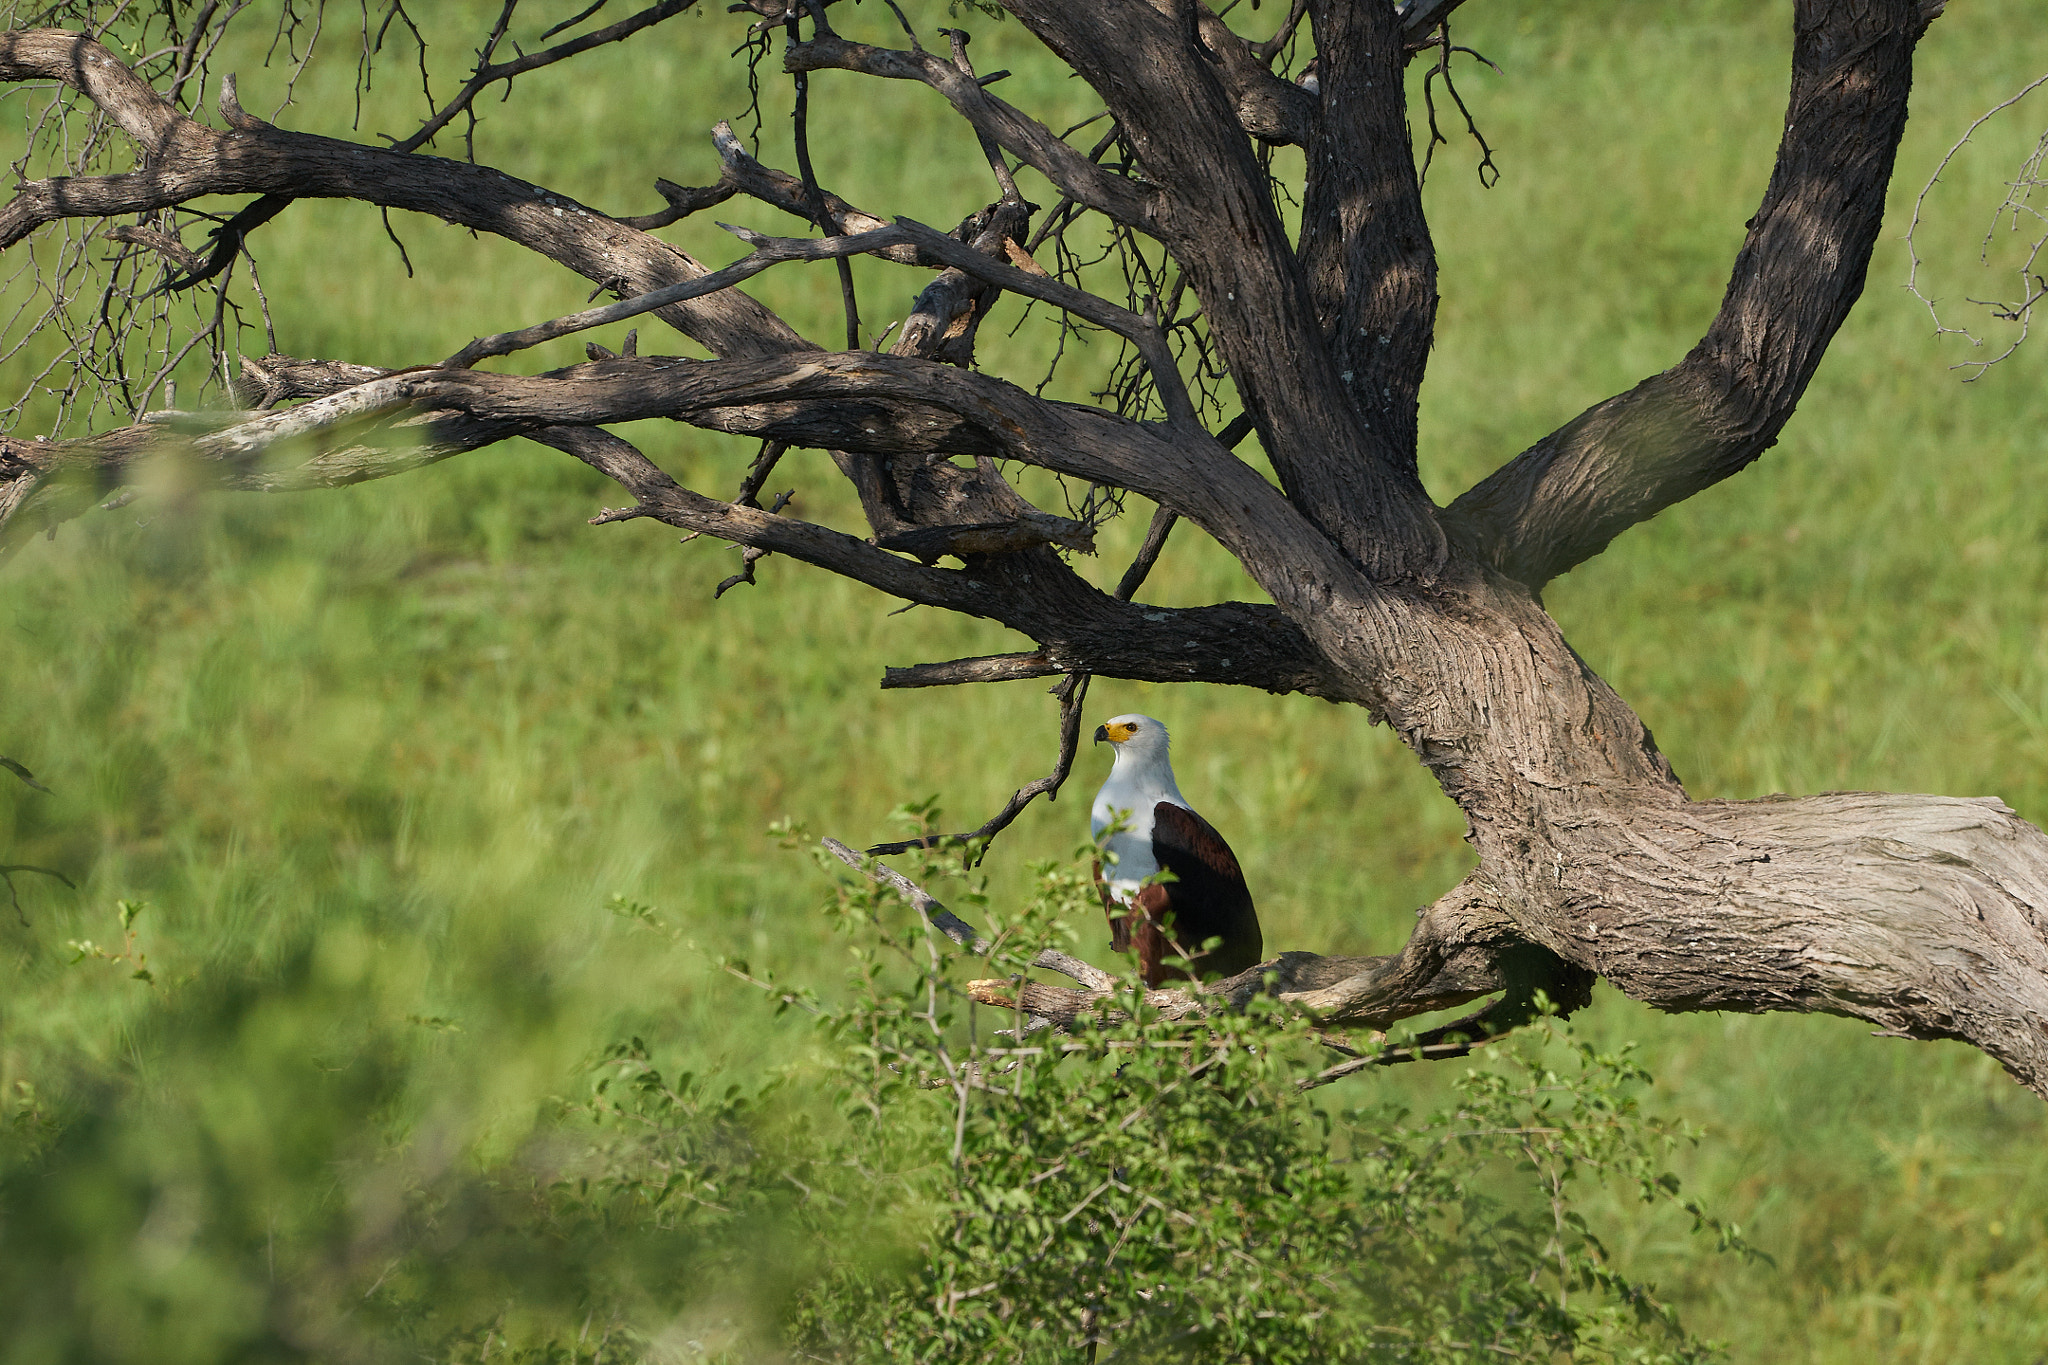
{"left": 939, "top": 27, "right": 1022, "bottom": 203}
{"left": 390, "top": 0, "right": 698, "bottom": 157}
{"left": 1251, "top": 0, "right": 1311, "bottom": 65}
{"left": 1418, "top": 20, "right": 1500, "bottom": 189}
{"left": 733, "top": 439, "right": 788, "bottom": 508}
{"left": 440, "top": 223, "right": 909, "bottom": 366}
{"left": 865, "top": 673, "right": 1094, "bottom": 860}
{"left": 714, "top": 487, "right": 793, "bottom": 597}
{"left": 1904, "top": 70, "right": 2048, "bottom": 378}
{"left": 1297, "top": 998, "right": 1519, "bottom": 1090}
{"left": 0, "top": 863, "right": 74, "bottom": 928}
{"left": 788, "top": 13, "right": 861, "bottom": 350}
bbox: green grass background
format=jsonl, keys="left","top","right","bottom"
{"left": 3, "top": 0, "right": 2048, "bottom": 1358}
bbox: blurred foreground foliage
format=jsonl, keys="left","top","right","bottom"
{"left": 0, "top": 828, "right": 1742, "bottom": 1363}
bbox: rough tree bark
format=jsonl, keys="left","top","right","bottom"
{"left": 5, "top": 0, "right": 2045, "bottom": 1095}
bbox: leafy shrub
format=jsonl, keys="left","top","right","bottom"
{"left": 567, "top": 829, "right": 1745, "bottom": 1363}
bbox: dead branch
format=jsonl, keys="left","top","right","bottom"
{"left": 785, "top": 33, "right": 1157, "bottom": 232}
{"left": 443, "top": 223, "right": 915, "bottom": 367}
{"left": 880, "top": 654, "right": 1057, "bottom": 689}
{"left": 865, "top": 670, "right": 1092, "bottom": 859}
{"left": 393, "top": 0, "right": 700, "bottom": 158}
{"left": 821, "top": 836, "right": 1115, "bottom": 991}
{"left": 617, "top": 175, "right": 740, "bottom": 231}
{"left": 0, "top": 28, "right": 807, "bottom": 361}
{"left": 1903, "top": 70, "right": 2048, "bottom": 378}
{"left": 10, "top": 0, "right": 2048, "bottom": 1100}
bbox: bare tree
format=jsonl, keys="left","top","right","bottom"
{"left": 7, "top": 0, "right": 2048, "bottom": 1095}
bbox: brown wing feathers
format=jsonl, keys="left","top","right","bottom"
{"left": 1111, "top": 801, "right": 1263, "bottom": 987}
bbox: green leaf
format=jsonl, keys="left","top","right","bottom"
{"left": 0, "top": 756, "right": 50, "bottom": 793}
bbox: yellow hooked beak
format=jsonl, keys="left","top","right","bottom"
{"left": 1094, "top": 720, "right": 1135, "bottom": 745}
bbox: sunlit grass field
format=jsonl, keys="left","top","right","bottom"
{"left": 3, "top": 0, "right": 2047, "bottom": 1359}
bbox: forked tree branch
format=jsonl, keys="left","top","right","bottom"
{"left": 0, "top": 24, "right": 1228, "bottom": 612}
{"left": 863, "top": 670, "right": 1091, "bottom": 858}
{"left": 0, "top": 23, "right": 1303, "bottom": 602}
{"left": 998, "top": 0, "right": 1446, "bottom": 580}
{"left": 12, "top": 0, "right": 2048, "bottom": 1103}
{"left": 706, "top": 119, "right": 916, "bottom": 260}
{"left": 1447, "top": 0, "right": 1938, "bottom": 591}
{"left": 937, "top": 785, "right": 2048, "bottom": 1101}
{"left": 131, "top": 4, "right": 712, "bottom": 292}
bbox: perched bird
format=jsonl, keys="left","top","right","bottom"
{"left": 1091, "top": 714, "right": 1263, "bottom": 987}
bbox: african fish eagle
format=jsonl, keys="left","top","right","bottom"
{"left": 1091, "top": 714, "right": 1264, "bottom": 987}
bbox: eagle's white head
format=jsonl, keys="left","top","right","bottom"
{"left": 1094, "top": 712, "right": 1171, "bottom": 769}
{"left": 1091, "top": 714, "right": 1187, "bottom": 846}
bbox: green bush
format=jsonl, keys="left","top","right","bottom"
{"left": 364, "top": 831, "right": 1746, "bottom": 1363}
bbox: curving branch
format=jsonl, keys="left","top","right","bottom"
{"left": 820, "top": 830, "right": 1506, "bottom": 1034}
{"left": 863, "top": 669, "right": 1093, "bottom": 859}
{"left": 0, "top": 22, "right": 1323, "bottom": 643}
{"left": 785, "top": 33, "right": 1158, "bottom": 232}
{"left": 615, "top": 174, "right": 738, "bottom": 232}
{"left": 1, "top": 351, "right": 1344, "bottom": 697}
{"left": 187, "top": 350, "right": 1295, "bottom": 564}
{"left": 1528, "top": 791, "right": 2048, "bottom": 1097}
{"left": 0, "top": 27, "right": 186, "bottom": 146}
{"left": 959, "top": 787, "right": 2048, "bottom": 1099}
{"left": 1446, "top": 0, "right": 1938, "bottom": 591}
{"left": 0, "top": 28, "right": 807, "bottom": 360}
{"left": 128, "top": 2, "right": 712, "bottom": 294}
